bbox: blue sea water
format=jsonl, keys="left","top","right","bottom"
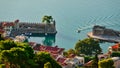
{"left": 0, "top": 0, "right": 120, "bottom": 53}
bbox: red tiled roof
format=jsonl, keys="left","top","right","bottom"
{"left": 62, "top": 63, "right": 67, "bottom": 66}
{"left": 32, "top": 44, "right": 66, "bottom": 66}
{"left": 29, "top": 42, "right": 36, "bottom": 46}
{"left": 57, "top": 57, "right": 66, "bottom": 64}
{"left": 112, "top": 43, "right": 119, "bottom": 49}
{"left": 2, "top": 22, "right": 14, "bottom": 27}
{"left": 51, "top": 54, "right": 59, "bottom": 59}
{"left": 0, "top": 29, "right": 4, "bottom": 33}
{"left": 51, "top": 54, "right": 67, "bottom": 66}
{"left": 36, "top": 45, "right": 64, "bottom": 54}
{"left": 33, "top": 46, "right": 40, "bottom": 51}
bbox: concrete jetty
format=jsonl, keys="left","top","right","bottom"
{"left": 87, "top": 25, "right": 120, "bottom": 43}
{"left": 0, "top": 19, "right": 57, "bottom": 37}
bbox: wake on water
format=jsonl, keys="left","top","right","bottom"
{"left": 77, "top": 13, "right": 120, "bottom": 33}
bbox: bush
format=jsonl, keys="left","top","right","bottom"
{"left": 84, "top": 56, "right": 94, "bottom": 63}
{"left": 111, "top": 52, "right": 120, "bottom": 57}
{"left": 98, "top": 58, "right": 115, "bottom": 68}
{"left": 44, "top": 62, "right": 52, "bottom": 68}
{"left": 0, "top": 64, "right": 5, "bottom": 68}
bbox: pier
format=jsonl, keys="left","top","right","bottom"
{"left": 0, "top": 19, "right": 57, "bottom": 37}
{"left": 87, "top": 25, "right": 120, "bottom": 43}
{"left": 88, "top": 32, "right": 120, "bottom": 43}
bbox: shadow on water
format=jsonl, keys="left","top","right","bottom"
{"left": 42, "top": 35, "right": 56, "bottom": 46}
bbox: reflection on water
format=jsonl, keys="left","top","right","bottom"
{"left": 28, "top": 35, "right": 56, "bottom": 46}
{"left": 42, "top": 36, "right": 56, "bottom": 46}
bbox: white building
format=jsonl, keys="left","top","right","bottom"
{"left": 63, "top": 56, "right": 84, "bottom": 68}
{"left": 2, "top": 22, "right": 14, "bottom": 37}
{"left": 14, "top": 35, "right": 28, "bottom": 42}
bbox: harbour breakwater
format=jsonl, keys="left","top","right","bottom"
{"left": 0, "top": 20, "right": 57, "bottom": 37}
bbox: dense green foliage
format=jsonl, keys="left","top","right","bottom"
{"left": 84, "top": 56, "right": 94, "bottom": 63}
{"left": 44, "top": 62, "right": 52, "bottom": 68}
{"left": 111, "top": 52, "right": 120, "bottom": 57}
{"left": 92, "top": 54, "right": 99, "bottom": 68}
{"left": 63, "top": 49, "right": 77, "bottom": 58}
{"left": 98, "top": 58, "right": 114, "bottom": 68}
{"left": 0, "top": 40, "right": 35, "bottom": 68}
{"left": 67, "top": 49, "right": 76, "bottom": 55}
{"left": 42, "top": 15, "right": 53, "bottom": 24}
{"left": 63, "top": 51, "right": 68, "bottom": 57}
{"left": 0, "top": 40, "right": 61, "bottom": 68}
{"left": 34, "top": 52, "right": 62, "bottom": 68}
{"left": 75, "top": 38, "right": 102, "bottom": 55}
{"left": 0, "top": 34, "right": 4, "bottom": 41}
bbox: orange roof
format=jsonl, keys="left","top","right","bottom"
{"left": 2, "top": 22, "right": 14, "bottom": 27}
{"left": 111, "top": 43, "right": 119, "bottom": 49}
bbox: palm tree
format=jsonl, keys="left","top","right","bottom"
{"left": 42, "top": 15, "right": 53, "bottom": 24}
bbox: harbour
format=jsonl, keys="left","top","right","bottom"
{"left": 0, "top": 0, "right": 120, "bottom": 53}
{"left": 0, "top": 19, "right": 57, "bottom": 37}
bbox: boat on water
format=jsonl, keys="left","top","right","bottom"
{"left": 87, "top": 25, "right": 120, "bottom": 43}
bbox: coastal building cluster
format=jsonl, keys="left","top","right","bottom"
{"left": 29, "top": 42, "right": 84, "bottom": 68}
{"left": 0, "top": 19, "right": 84, "bottom": 68}
{"left": 1, "top": 19, "right": 120, "bottom": 68}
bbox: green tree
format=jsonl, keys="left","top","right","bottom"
{"left": 34, "top": 51, "right": 62, "bottom": 68}
{"left": 0, "top": 34, "right": 4, "bottom": 41}
{"left": 63, "top": 49, "right": 76, "bottom": 58}
{"left": 44, "top": 62, "right": 52, "bottom": 68}
{"left": 75, "top": 38, "right": 102, "bottom": 56}
{"left": 98, "top": 58, "right": 114, "bottom": 68}
{"left": 0, "top": 64, "right": 5, "bottom": 68}
{"left": 42, "top": 15, "right": 53, "bottom": 24}
{"left": 63, "top": 51, "right": 68, "bottom": 57}
{"left": 0, "top": 40, "right": 35, "bottom": 68}
{"left": 0, "top": 40, "right": 17, "bottom": 51}
{"left": 67, "top": 49, "right": 75, "bottom": 55}
{"left": 111, "top": 52, "right": 120, "bottom": 57}
{"left": 0, "top": 40, "right": 62, "bottom": 68}
{"left": 92, "top": 54, "right": 99, "bottom": 68}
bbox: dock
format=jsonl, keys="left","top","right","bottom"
{"left": 87, "top": 25, "right": 120, "bottom": 43}
{"left": 0, "top": 19, "right": 57, "bottom": 37}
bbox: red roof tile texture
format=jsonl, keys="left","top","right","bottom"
{"left": 0, "top": 29, "right": 4, "bottom": 33}
{"left": 2, "top": 22, "right": 14, "bottom": 27}
{"left": 33, "top": 45, "right": 64, "bottom": 54}
{"left": 112, "top": 43, "right": 119, "bottom": 49}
